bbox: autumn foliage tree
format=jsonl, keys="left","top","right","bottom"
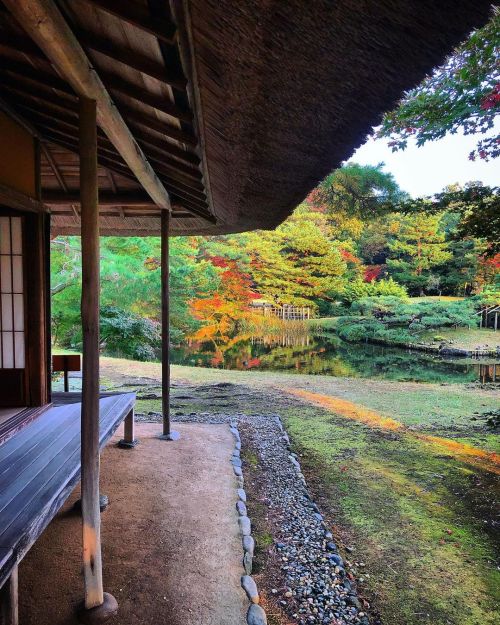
{"left": 189, "top": 257, "right": 257, "bottom": 361}
{"left": 378, "top": 10, "right": 500, "bottom": 161}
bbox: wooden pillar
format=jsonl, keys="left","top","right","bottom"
{"left": 118, "top": 408, "right": 137, "bottom": 448}
{"left": 78, "top": 97, "right": 117, "bottom": 622}
{"left": 0, "top": 566, "right": 18, "bottom": 625}
{"left": 159, "top": 210, "right": 179, "bottom": 441}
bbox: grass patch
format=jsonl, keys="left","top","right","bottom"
{"left": 420, "top": 327, "right": 500, "bottom": 350}
{"left": 283, "top": 403, "right": 500, "bottom": 625}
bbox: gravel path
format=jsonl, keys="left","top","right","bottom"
{"left": 138, "top": 383, "right": 369, "bottom": 625}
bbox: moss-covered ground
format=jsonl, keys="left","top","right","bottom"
{"left": 99, "top": 357, "right": 499, "bottom": 625}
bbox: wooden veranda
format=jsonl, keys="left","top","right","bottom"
{"left": 0, "top": 0, "right": 493, "bottom": 623}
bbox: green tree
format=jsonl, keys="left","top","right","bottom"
{"left": 378, "top": 10, "right": 500, "bottom": 160}
{"left": 247, "top": 208, "right": 347, "bottom": 307}
{"left": 311, "top": 162, "right": 407, "bottom": 229}
{"left": 386, "top": 213, "right": 452, "bottom": 295}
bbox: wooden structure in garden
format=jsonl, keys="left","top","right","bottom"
{"left": 252, "top": 301, "right": 312, "bottom": 320}
{"left": 0, "top": 0, "right": 492, "bottom": 622}
{"left": 478, "top": 304, "right": 500, "bottom": 330}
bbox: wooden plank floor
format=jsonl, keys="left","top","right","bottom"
{"left": 0, "top": 393, "right": 135, "bottom": 588}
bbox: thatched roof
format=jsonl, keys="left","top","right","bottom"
{"left": 0, "top": 0, "right": 492, "bottom": 236}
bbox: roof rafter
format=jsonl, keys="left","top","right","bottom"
{"left": 2, "top": 0, "right": 172, "bottom": 209}
{"left": 79, "top": 31, "right": 186, "bottom": 91}
{"left": 78, "top": 0, "right": 177, "bottom": 44}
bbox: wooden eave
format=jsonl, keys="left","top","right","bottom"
{"left": 0, "top": 0, "right": 215, "bottom": 234}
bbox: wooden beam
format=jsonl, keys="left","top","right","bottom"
{"left": 44, "top": 190, "right": 156, "bottom": 206}
{"left": 79, "top": 32, "right": 186, "bottom": 91}
{"left": 3, "top": 0, "right": 171, "bottom": 210}
{"left": 101, "top": 71, "right": 192, "bottom": 122}
{"left": 79, "top": 97, "right": 112, "bottom": 616}
{"left": 42, "top": 131, "right": 134, "bottom": 178}
{"left": 0, "top": 61, "right": 194, "bottom": 128}
{"left": 119, "top": 105, "right": 197, "bottom": 147}
{"left": 14, "top": 95, "right": 199, "bottom": 165}
{"left": 0, "top": 182, "right": 46, "bottom": 213}
{"left": 79, "top": 0, "right": 176, "bottom": 44}
{"left": 161, "top": 210, "right": 171, "bottom": 437}
{"left": 41, "top": 143, "right": 68, "bottom": 192}
{"left": 0, "top": 59, "right": 72, "bottom": 96}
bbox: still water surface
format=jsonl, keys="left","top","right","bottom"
{"left": 171, "top": 333, "right": 500, "bottom": 384}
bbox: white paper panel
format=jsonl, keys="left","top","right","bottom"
{"left": 2, "top": 332, "right": 14, "bottom": 368}
{"left": 0, "top": 218, "right": 10, "bottom": 255}
{"left": 1, "top": 294, "right": 13, "bottom": 331}
{"left": 14, "top": 294, "right": 24, "bottom": 331}
{"left": 12, "top": 255, "right": 23, "bottom": 293}
{"left": 11, "top": 218, "right": 22, "bottom": 255}
{"left": 0, "top": 256, "right": 11, "bottom": 293}
{"left": 14, "top": 332, "right": 24, "bottom": 368}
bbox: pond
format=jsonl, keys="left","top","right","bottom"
{"left": 171, "top": 332, "right": 500, "bottom": 384}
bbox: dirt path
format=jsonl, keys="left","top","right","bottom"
{"left": 18, "top": 423, "right": 247, "bottom": 625}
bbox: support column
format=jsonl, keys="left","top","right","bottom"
{"left": 78, "top": 97, "right": 117, "bottom": 624}
{"left": 118, "top": 408, "right": 138, "bottom": 448}
{"left": 0, "top": 565, "right": 18, "bottom": 625}
{"left": 159, "top": 210, "right": 179, "bottom": 441}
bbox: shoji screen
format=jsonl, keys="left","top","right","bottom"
{"left": 0, "top": 216, "right": 25, "bottom": 369}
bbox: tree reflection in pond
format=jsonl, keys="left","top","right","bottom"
{"left": 171, "top": 332, "right": 500, "bottom": 384}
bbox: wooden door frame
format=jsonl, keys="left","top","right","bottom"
{"left": 0, "top": 206, "right": 50, "bottom": 408}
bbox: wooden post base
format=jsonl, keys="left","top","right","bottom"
{"left": 77, "top": 592, "right": 118, "bottom": 625}
{"left": 73, "top": 495, "right": 109, "bottom": 513}
{"left": 117, "top": 438, "right": 139, "bottom": 448}
{"left": 157, "top": 430, "right": 180, "bottom": 441}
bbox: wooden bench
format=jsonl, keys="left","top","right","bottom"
{"left": 0, "top": 393, "right": 135, "bottom": 624}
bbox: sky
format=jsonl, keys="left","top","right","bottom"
{"left": 349, "top": 121, "right": 499, "bottom": 198}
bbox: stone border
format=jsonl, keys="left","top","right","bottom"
{"left": 229, "top": 421, "right": 268, "bottom": 625}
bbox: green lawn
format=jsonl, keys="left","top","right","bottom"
{"left": 420, "top": 326, "right": 500, "bottom": 350}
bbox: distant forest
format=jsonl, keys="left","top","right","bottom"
{"left": 51, "top": 163, "right": 500, "bottom": 359}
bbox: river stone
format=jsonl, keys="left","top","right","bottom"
{"left": 241, "top": 575, "right": 259, "bottom": 603}
{"left": 232, "top": 457, "right": 242, "bottom": 467}
{"left": 247, "top": 604, "right": 267, "bottom": 625}
{"left": 235, "top": 440, "right": 241, "bottom": 450}
{"left": 232, "top": 449, "right": 240, "bottom": 458}
{"left": 243, "top": 551, "right": 253, "bottom": 574}
{"left": 239, "top": 516, "right": 251, "bottom": 536}
{"left": 237, "top": 476, "right": 244, "bottom": 488}
{"left": 237, "top": 488, "right": 247, "bottom": 503}
{"left": 234, "top": 465, "right": 243, "bottom": 477}
{"left": 236, "top": 500, "right": 248, "bottom": 516}
{"left": 243, "top": 535, "right": 255, "bottom": 556}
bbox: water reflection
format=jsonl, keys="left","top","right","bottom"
{"left": 172, "top": 332, "right": 500, "bottom": 384}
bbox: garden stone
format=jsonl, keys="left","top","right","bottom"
{"left": 247, "top": 604, "right": 267, "bottom": 625}
{"left": 243, "top": 535, "right": 255, "bottom": 556}
{"left": 239, "top": 516, "right": 251, "bottom": 536}
{"left": 237, "top": 488, "right": 247, "bottom": 502}
{"left": 234, "top": 465, "right": 243, "bottom": 477}
{"left": 243, "top": 551, "right": 253, "bottom": 574}
{"left": 237, "top": 476, "right": 244, "bottom": 488}
{"left": 232, "top": 457, "right": 242, "bottom": 468}
{"left": 236, "top": 500, "right": 247, "bottom": 516}
{"left": 241, "top": 575, "right": 259, "bottom": 603}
